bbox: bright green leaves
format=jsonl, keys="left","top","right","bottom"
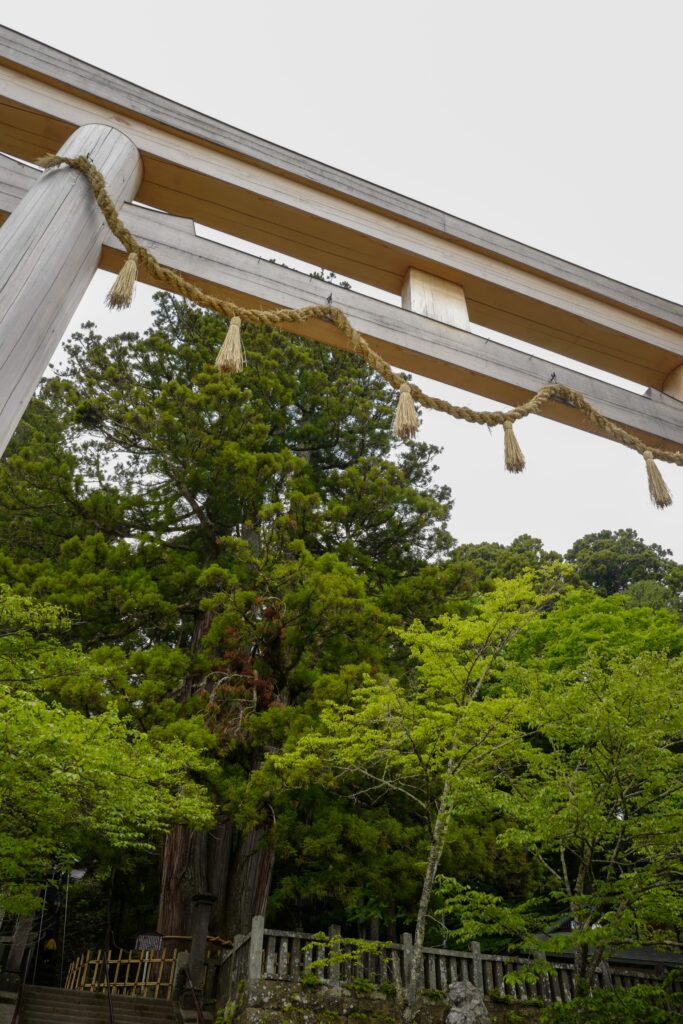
{"left": 508, "top": 587, "right": 683, "bottom": 670}
{"left": 501, "top": 654, "right": 683, "bottom": 957}
{"left": 398, "top": 567, "right": 567, "bottom": 705}
{"left": 0, "top": 583, "right": 117, "bottom": 711}
{"left": 0, "top": 686, "right": 213, "bottom": 914}
{"left": 0, "top": 589, "right": 214, "bottom": 913}
{"left": 248, "top": 573, "right": 554, "bottom": 937}
{"left": 432, "top": 645, "right": 683, "bottom": 973}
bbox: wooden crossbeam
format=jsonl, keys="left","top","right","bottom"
{"left": 2, "top": 25, "right": 683, "bottom": 394}
{"left": 3, "top": 153, "right": 683, "bottom": 451}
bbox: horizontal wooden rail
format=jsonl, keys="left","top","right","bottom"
{"left": 2, "top": 25, "right": 683, "bottom": 389}
{"left": 219, "top": 933, "right": 251, "bottom": 1004}
{"left": 60, "top": 920, "right": 677, "bottom": 1008}
{"left": 222, "top": 919, "right": 682, "bottom": 1007}
{"left": 3, "top": 153, "right": 683, "bottom": 452}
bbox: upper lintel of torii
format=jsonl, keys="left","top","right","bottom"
{"left": 3, "top": 23, "right": 683, "bottom": 453}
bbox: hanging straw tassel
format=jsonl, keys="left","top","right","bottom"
{"left": 106, "top": 251, "right": 138, "bottom": 309}
{"left": 644, "top": 450, "right": 672, "bottom": 508}
{"left": 215, "top": 317, "right": 244, "bottom": 374}
{"left": 503, "top": 419, "right": 526, "bottom": 473}
{"left": 392, "top": 382, "right": 419, "bottom": 440}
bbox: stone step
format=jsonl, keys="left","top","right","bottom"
{"left": 22, "top": 1015, "right": 174, "bottom": 1023}
{"left": 23, "top": 1008, "right": 174, "bottom": 1019}
{"left": 23, "top": 1000, "right": 174, "bottom": 1017}
{"left": 22, "top": 1016, "right": 175, "bottom": 1023}
{"left": 25, "top": 985, "right": 174, "bottom": 1006}
{"left": 21, "top": 1013, "right": 176, "bottom": 1022}
{"left": 22, "top": 1011, "right": 175, "bottom": 1021}
{"left": 25, "top": 986, "right": 174, "bottom": 1005}
{"left": 22, "top": 1011, "right": 175, "bottom": 1022}
{"left": 27, "top": 985, "right": 171, "bottom": 997}
{"left": 21, "top": 986, "right": 177, "bottom": 1023}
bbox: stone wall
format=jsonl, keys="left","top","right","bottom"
{"left": 219, "top": 978, "right": 544, "bottom": 1024}
{"left": 223, "top": 977, "right": 443, "bottom": 1023}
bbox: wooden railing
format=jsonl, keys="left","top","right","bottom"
{"left": 218, "top": 932, "right": 251, "bottom": 1003}
{"left": 220, "top": 916, "right": 680, "bottom": 1006}
{"left": 65, "top": 947, "right": 178, "bottom": 1000}
{"left": 65, "top": 920, "right": 682, "bottom": 1007}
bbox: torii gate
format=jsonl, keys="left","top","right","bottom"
{"left": 3, "top": 25, "right": 683, "bottom": 462}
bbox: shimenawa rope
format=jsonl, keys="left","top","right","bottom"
{"left": 37, "top": 152, "right": 679, "bottom": 509}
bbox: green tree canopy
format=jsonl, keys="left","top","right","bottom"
{"left": 565, "top": 528, "right": 683, "bottom": 601}
{"left": 0, "top": 296, "right": 464, "bottom": 938}
{"left": 442, "top": 652, "right": 683, "bottom": 985}
{"left": 5, "top": 291, "right": 683, "bottom": 973}
{"left": 0, "top": 587, "right": 213, "bottom": 913}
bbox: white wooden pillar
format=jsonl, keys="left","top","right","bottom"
{"left": 0, "top": 123, "right": 142, "bottom": 456}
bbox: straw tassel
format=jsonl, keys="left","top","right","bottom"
{"left": 215, "top": 317, "right": 244, "bottom": 374}
{"left": 106, "top": 251, "right": 138, "bottom": 309}
{"left": 644, "top": 450, "right": 672, "bottom": 508}
{"left": 503, "top": 419, "right": 526, "bottom": 473}
{"left": 392, "top": 383, "right": 419, "bottom": 440}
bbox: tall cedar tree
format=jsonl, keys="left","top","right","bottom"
{"left": 0, "top": 295, "right": 460, "bottom": 938}
{"left": 6, "top": 296, "right": 681, "bottom": 944}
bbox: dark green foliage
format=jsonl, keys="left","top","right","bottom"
{"left": 453, "top": 535, "right": 560, "bottom": 584}
{"left": 541, "top": 986, "right": 683, "bottom": 1024}
{"left": 5, "top": 291, "right": 683, "bottom": 953}
{"left": 565, "top": 528, "right": 683, "bottom": 601}
{"left": 0, "top": 295, "right": 462, "bottom": 933}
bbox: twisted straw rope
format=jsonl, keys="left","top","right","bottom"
{"left": 38, "top": 153, "right": 683, "bottom": 473}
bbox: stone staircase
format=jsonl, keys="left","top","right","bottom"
{"left": 19, "top": 986, "right": 179, "bottom": 1023}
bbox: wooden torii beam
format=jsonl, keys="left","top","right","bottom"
{"left": 2, "top": 25, "right": 683, "bottom": 456}
{"left": 3, "top": 153, "right": 683, "bottom": 454}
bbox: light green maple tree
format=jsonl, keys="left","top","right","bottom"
{"left": 0, "top": 586, "right": 214, "bottom": 913}
{"left": 249, "top": 569, "right": 566, "bottom": 1018}
{"left": 440, "top": 648, "right": 683, "bottom": 987}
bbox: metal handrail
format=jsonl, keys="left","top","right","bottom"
{"left": 186, "top": 980, "right": 204, "bottom": 1023}
{"left": 98, "top": 946, "right": 115, "bottom": 1024}
{"left": 178, "top": 974, "right": 204, "bottom": 1024}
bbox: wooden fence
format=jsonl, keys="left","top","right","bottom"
{"left": 219, "top": 932, "right": 252, "bottom": 1003}
{"left": 63, "top": 919, "right": 681, "bottom": 1007}
{"left": 65, "top": 947, "right": 178, "bottom": 1000}
{"left": 218, "top": 915, "right": 680, "bottom": 1006}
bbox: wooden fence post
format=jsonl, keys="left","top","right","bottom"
{"left": 226, "top": 935, "right": 244, "bottom": 998}
{"left": 0, "top": 123, "right": 141, "bottom": 457}
{"left": 470, "top": 941, "right": 484, "bottom": 993}
{"left": 401, "top": 932, "right": 413, "bottom": 992}
{"left": 329, "top": 925, "right": 341, "bottom": 991}
{"left": 599, "top": 961, "right": 613, "bottom": 989}
{"left": 248, "top": 915, "right": 265, "bottom": 982}
{"left": 534, "top": 951, "right": 552, "bottom": 1003}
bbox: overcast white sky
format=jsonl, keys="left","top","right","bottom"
{"left": 6, "top": 0, "right": 683, "bottom": 558}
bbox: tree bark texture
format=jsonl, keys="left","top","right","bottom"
{"left": 157, "top": 596, "right": 275, "bottom": 939}
{"left": 157, "top": 821, "right": 274, "bottom": 940}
